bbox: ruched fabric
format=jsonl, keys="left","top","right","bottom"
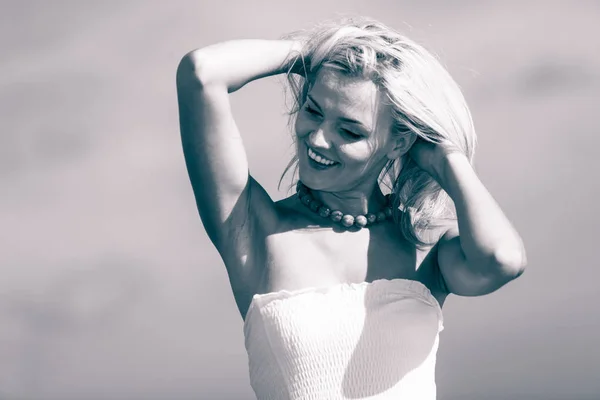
{"left": 243, "top": 278, "right": 444, "bottom": 400}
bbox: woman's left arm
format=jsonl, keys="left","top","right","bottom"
{"left": 411, "top": 140, "right": 527, "bottom": 296}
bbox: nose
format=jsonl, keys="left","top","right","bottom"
{"left": 308, "top": 126, "right": 331, "bottom": 149}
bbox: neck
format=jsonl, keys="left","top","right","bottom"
{"left": 307, "top": 181, "right": 388, "bottom": 217}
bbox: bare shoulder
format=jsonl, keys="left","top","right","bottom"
{"left": 223, "top": 190, "right": 320, "bottom": 318}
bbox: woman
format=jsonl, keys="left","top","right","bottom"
{"left": 176, "top": 17, "right": 526, "bottom": 400}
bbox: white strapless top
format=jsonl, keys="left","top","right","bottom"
{"left": 243, "top": 278, "right": 444, "bottom": 400}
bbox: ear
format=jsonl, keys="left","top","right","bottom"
{"left": 387, "top": 132, "right": 417, "bottom": 160}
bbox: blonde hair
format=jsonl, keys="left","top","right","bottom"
{"left": 280, "top": 17, "right": 476, "bottom": 248}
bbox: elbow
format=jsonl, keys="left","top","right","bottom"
{"left": 176, "top": 50, "right": 210, "bottom": 90}
{"left": 490, "top": 244, "right": 527, "bottom": 280}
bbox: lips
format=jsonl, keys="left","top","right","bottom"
{"left": 307, "top": 146, "right": 337, "bottom": 166}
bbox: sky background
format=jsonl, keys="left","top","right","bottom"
{"left": 1, "top": 0, "right": 599, "bottom": 399}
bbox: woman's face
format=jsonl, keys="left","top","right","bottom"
{"left": 295, "top": 68, "right": 398, "bottom": 192}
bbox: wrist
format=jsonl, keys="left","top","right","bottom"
{"left": 284, "top": 40, "right": 306, "bottom": 76}
{"left": 434, "top": 152, "right": 472, "bottom": 193}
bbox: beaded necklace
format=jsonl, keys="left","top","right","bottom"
{"left": 296, "top": 181, "right": 393, "bottom": 229}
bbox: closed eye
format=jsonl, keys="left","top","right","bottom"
{"left": 304, "top": 101, "right": 362, "bottom": 139}
{"left": 305, "top": 105, "right": 321, "bottom": 116}
{"left": 341, "top": 128, "right": 361, "bottom": 139}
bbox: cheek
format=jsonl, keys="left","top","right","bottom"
{"left": 294, "top": 115, "right": 312, "bottom": 138}
{"left": 339, "top": 142, "right": 378, "bottom": 164}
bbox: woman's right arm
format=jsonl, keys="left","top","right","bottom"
{"left": 176, "top": 40, "right": 300, "bottom": 250}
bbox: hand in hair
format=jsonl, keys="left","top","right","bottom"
{"left": 276, "top": 39, "right": 306, "bottom": 78}
{"left": 409, "top": 138, "right": 465, "bottom": 186}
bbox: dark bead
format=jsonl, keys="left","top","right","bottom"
{"left": 384, "top": 207, "right": 393, "bottom": 218}
{"left": 318, "top": 206, "right": 331, "bottom": 218}
{"left": 376, "top": 211, "right": 386, "bottom": 222}
{"left": 366, "top": 213, "right": 377, "bottom": 224}
{"left": 301, "top": 194, "right": 313, "bottom": 206}
{"left": 355, "top": 215, "right": 368, "bottom": 228}
{"left": 330, "top": 210, "right": 343, "bottom": 222}
{"left": 309, "top": 201, "right": 321, "bottom": 212}
{"left": 297, "top": 185, "right": 308, "bottom": 197}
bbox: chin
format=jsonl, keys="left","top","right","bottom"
{"left": 298, "top": 170, "right": 340, "bottom": 193}
{"left": 298, "top": 162, "right": 326, "bottom": 191}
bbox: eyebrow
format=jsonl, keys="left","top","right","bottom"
{"left": 307, "top": 94, "right": 371, "bottom": 131}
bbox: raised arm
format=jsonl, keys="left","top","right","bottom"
{"left": 410, "top": 140, "right": 527, "bottom": 297}
{"left": 175, "top": 40, "right": 300, "bottom": 251}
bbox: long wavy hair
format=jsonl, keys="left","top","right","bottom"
{"left": 279, "top": 17, "right": 476, "bottom": 248}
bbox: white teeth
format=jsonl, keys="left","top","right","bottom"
{"left": 308, "top": 148, "right": 335, "bottom": 166}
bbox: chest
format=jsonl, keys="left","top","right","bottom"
{"left": 257, "top": 223, "right": 425, "bottom": 294}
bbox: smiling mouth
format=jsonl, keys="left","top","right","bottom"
{"left": 307, "top": 147, "right": 338, "bottom": 166}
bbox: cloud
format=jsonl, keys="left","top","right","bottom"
{"left": 0, "top": 252, "right": 158, "bottom": 398}
{"left": 516, "top": 59, "right": 597, "bottom": 96}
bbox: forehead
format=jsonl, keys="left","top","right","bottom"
{"left": 309, "top": 68, "right": 392, "bottom": 131}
